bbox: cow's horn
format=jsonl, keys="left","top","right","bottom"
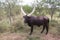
{"left": 21, "top": 6, "right": 27, "bottom": 15}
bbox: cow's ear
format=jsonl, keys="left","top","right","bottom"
{"left": 23, "top": 15, "right": 27, "bottom": 18}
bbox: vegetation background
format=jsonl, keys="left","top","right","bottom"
{"left": 0, "top": 0, "right": 60, "bottom": 40}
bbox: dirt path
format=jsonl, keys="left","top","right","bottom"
{"left": 42, "top": 33, "right": 60, "bottom": 40}
{"left": 0, "top": 33, "right": 60, "bottom": 40}
{"left": 0, "top": 33, "right": 27, "bottom": 40}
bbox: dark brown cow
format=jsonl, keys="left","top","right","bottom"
{"left": 21, "top": 6, "right": 49, "bottom": 35}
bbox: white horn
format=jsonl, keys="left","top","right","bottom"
{"left": 28, "top": 7, "right": 35, "bottom": 16}
{"left": 21, "top": 6, "right": 26, "bottom": 15}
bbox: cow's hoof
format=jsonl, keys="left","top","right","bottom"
{"left": 41, "top": 31, "right": 43, "bottom": 33}
{"left": 29, "top": 33, "right": 32, "bottom": 35}
{"left": 46, "top": 33, "right": 48, "bottom": 35}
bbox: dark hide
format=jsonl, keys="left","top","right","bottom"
{"left": 23, "top": 15, "right": 49, "bottom": 35}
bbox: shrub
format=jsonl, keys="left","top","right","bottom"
{"left": 0, "top": 19, "right": 10, "bottom": 33}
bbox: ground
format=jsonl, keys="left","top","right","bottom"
{"left": 0, "top": 33, "right": 60, "bottom": 40}
{"left": 0, "top": 15, "right": 60, "bottom": 40}
{"left": 42, "top": 33, "right": 60, "bottom": 40}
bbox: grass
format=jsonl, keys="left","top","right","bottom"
{"left": 0, "top": 14, "right": 60, "bottom": 40}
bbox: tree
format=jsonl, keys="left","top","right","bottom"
{"left": 4, "top": 0, "right": 21, "bottom": 24}
{"left": 39, "top": 0, "right": 60, "bottom": 20}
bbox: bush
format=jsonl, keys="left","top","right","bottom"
{"left": 11, "top": 19, "right": 24, "bottom": 33}
{"left": 0, "top": 19, "right": 10, "bottom": 33}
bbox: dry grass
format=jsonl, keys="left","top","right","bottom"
{"left": 0, "top": 32, "right": 60, "bottom": 40}
{"left": 0, "top": 14, "right": 60, "bottom": 40}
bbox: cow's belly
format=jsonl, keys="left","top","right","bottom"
{"left": 33, "top": 20, "right": 44, "bottom": 26}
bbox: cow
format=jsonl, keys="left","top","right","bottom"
{"left": 21, "top": 6, "right": 49, "bottom": 35}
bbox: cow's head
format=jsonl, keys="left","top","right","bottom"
{"left": 21, "top": 6, "right": 35, "bottom": 23}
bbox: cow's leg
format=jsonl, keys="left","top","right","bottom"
{"left": 45, "top": 24, "right": 49, "bottom": 35}
{"left": 41, "top": 25, "right": 45, "bottom": 33}
{"left": 29, "top": 26, "right": 33, "bottom": 35}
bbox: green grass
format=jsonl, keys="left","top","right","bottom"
{"left": 0, "top": 14, "right": 60, "bottom": 40}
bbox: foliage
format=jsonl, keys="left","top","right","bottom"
{"left": 0, "top": 19, "right": 10, "bottom": 33}
{"left": 23, "top": 5, "right": 32, "bottom": 14}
